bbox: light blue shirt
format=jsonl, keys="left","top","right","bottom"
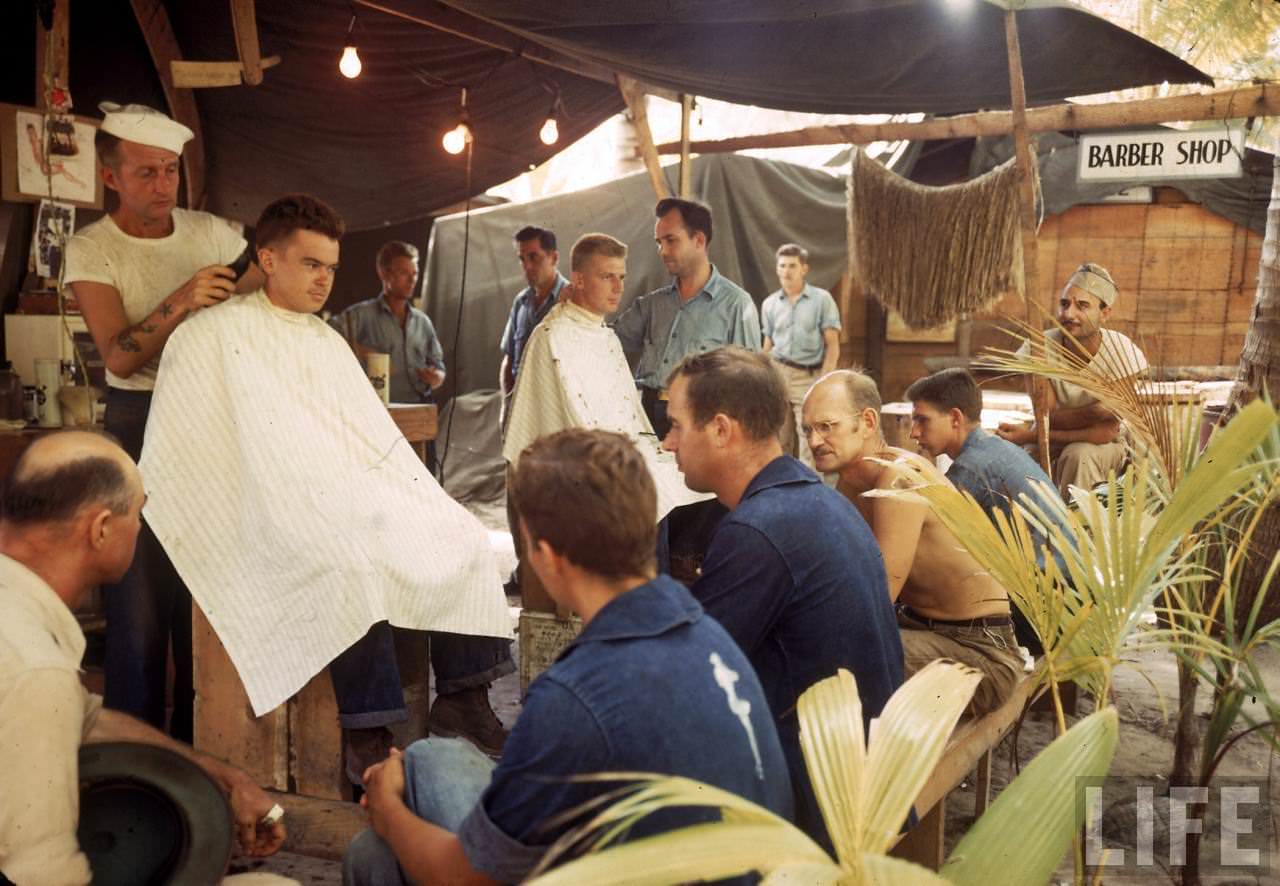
{"left": 328, "top": 293, "right": 444, "bottom": 403}
{"left": 761, "top": 283, "right": 841, "bottom": 366}
{"left": 500, "top": 274, "right": 568, "bottom": 379}
{"left": 612, "top": 266, "right": 762, "bottom": 390}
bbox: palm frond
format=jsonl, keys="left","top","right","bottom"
{"left": 940, "top": 708, "right": 1119, "bottom": 886}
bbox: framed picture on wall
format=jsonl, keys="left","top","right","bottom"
{"left": 0, "top": 103, "right": 103, "bottom": 209}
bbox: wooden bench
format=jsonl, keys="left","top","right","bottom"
{"left": 891, "top": 677, "right": 1036, "bottom": 869}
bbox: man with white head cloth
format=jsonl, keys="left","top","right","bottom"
{"left": 996, "top": 262, "right": 1148, "bottom": 496}
{"left": 64, "top": 102, "right": 264, "bottom": 740}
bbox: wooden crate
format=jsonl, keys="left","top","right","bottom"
{"left": 518, "top": 610, "right": 582, "bottom": 694}
{"left": 193, "top": 606, "right": 431, "bottom": 801}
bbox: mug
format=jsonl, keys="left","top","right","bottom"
{"left": 366, "top": 353, "right": 390, "bottom": 405}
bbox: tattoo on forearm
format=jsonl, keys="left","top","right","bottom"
{"left": 115, "top": 322, "right": 158, "bottom": 354}
{"left": 160, "top": 302, "right": 175, "bottom": 318}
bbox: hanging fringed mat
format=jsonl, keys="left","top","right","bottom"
{"left": 847, "top": 146, "right": 1027, "bottom": 329}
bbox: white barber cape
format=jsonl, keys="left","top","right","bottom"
{"left": 503, "top": 300, "right": 711, "bottom": 519}
{"left": 140, "top": 292, "right": 510, "bottom": 716}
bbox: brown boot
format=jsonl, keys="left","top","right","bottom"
{"left": 343, "top": 725, "right": 395, "bottom": 786}
{"left": 428, "top": 686, "right": 509, "bottom": 758}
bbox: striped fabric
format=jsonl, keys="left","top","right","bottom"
{"left": 502, "top": 300, "right": 711, "bottom": 520}
{"left": 139, "top": 292, "right": 511, "bottom": 716}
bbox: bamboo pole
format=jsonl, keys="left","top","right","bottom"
{"left": 618, "top": 75, "right": 672, "bottom": 201}
{"left": 653, "top": 82, "right": 1280, "bottom": 154}
{"left": 1005, "top": 11, "right": 1052, "bottom": 474}
{"left": 678, "top": 94, "right": 693, "bottom": 197}
{"left": 34, "top": 0, "right": 69, "bottom": 111}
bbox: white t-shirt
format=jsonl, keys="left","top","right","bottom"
{"left": 1017, "top": 327, "right": 1148, "bottom": 408}
{"left": 63, "top": 208, "right": 246, "bottom": 391}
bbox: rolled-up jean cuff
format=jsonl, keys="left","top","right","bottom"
{"left": 436, "top": 658, "right": 515, "bottom": 696}
{"left": 338, "top": 706, "right": 410, "bottom": 730}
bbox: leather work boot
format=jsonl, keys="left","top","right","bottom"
{"left": 428, "top": 686, "right": 509, "bottom": 758}
{"left": 343, "top": 725, "right": 395, "bottom": 786}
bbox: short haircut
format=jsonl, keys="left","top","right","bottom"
{"left": 511, "top": 429, "right": 656, "bottom": 580}
{"left": 775, "top": 243, "right": 809, "bottom": 263}
{"left": 95, "top": 129, "right": 123, "bottom": 168}
{"left": 514, "top": 226, "right": 556, "bottom": 252}
{"left": 1, "top": 447, "right": 132, "bottom": 526}
{"left": 655, "top": 197, "right": 713, "bottom": 245}
{"left": 570, "top": 233, "right": 628, "bottom": 272}
{"left": 376, "top": 240, "right": 419, "bottom": 271}
{"left": 826, "top": 369, "right": 883, "bottom": 415}
{"left": 667, "top": 347, "right": 788, "bottom": 442}
{"left": 905, "top": 368, "right": 982, "bottom": 423}
{"left": 255, "top": 194, "right": 345, "bottom": 250}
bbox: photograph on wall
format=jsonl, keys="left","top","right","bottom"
{"left": 30, "top": 198, "right": 76, "bottom": 279}
{"left": 0, "top": 103, "right": 103, "bottom": 209}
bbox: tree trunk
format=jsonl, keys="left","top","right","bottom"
{"left": 1170, "top": 657, "right": 1200, "bottom": 785}
{"left": 1224, "top": 145, "right": 1280, "bottom": 634}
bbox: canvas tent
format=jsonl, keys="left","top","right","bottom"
{"left": 424, "top": 152, "right": 854, "bottom": 497}
{"left": 3, "top": 1, "right": 1209, "bottom": 231}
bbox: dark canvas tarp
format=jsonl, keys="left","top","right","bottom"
{"left": 971, "top": 133, "right": 1276, "bottom": 236}
{"left": 3, "top": 1, "right": 1209, "bottom": 232}
{"left": 423, "top": 153, "right": 850, "bottom": 497}
{"left": 437, "top": 0, "right": 1211, "bottom": 114}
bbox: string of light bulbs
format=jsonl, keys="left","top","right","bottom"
{"left": 335, "top": 8, "right": 565, "bottom": 152}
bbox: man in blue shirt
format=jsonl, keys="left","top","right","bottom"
{"left": 330, "top": 241, "right": 446, "bottom": 406}
{"left": 613, "top": 198, "right": 761, "bottom": 438}
{"left": 662, "top": 347, "right": 903, "bottom": 852}
{"left": 499, "top": 226, "right": 568, "bottom": 424}
{"left": 906, "top": 367, "right": 1072, "bottom": 655}
{"left": 345, "top": 429, "right": 792, "bottom": 885}
{"left": 762, "top": 243, "right": 841, "bottom": 467}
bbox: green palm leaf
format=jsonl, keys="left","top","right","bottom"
{"left": 940, "top": 708, "right": 1119, "bottom": 886}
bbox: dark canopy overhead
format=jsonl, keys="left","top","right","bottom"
{"left": 4, "top": 1, "right": 1210, "bottom": 231}
{"left": 436, "top": 0, "right": 1212, "bottom": 114}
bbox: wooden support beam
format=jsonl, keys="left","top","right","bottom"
{"left": 128, "top": 0, "right": 208, "bottom": 209}
{"left": 354, "top": 0, "right": 680, "bottom": 103}
{"left": 270, "top": 792, "right": 366, "bottom": 861}
{"left": 34, "top": 0, "right": 69, "bottom": 111}
{"left": 618, "top": 75, "right": 671, "bottom": 202}
{"left": 229, "top": 0, "right": 264, "bottom": 85}
{"left": 678, "top": 94, "right": 693, "bottom": 197}
{"left": 653, "top": 83, "right": 1280, "bottom": 154}
{"left": 1005, "top": 10, "right": 1053, "bottom": 474}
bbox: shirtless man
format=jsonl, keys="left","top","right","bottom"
{"left": 802, "top": 370, "right": 1024, "bottom": 714}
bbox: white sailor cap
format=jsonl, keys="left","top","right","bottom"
{"left": 98, "top": 101, "right": 193, "bottom": 155}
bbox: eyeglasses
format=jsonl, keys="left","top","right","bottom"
{"left": 800, "top": 419, "right": 844, "bottom": 439}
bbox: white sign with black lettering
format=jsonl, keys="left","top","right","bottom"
{"left": 1078, "top": 129, "right": 1244, "bottom": 182}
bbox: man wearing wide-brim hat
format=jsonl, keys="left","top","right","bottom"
{"left": 63, "top": 102, "right": 263, "bottom": 741}
{"left": 998, "top": 262, "right": 1149, "bottom": 497}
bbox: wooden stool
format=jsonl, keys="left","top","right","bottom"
{"left": 192, "top": 606, "right": 432, "bottom": 801}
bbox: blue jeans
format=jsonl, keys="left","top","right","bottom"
{"left": 103, "top": 389, "right": 194, "bottom": 741}
{"left": 329, "top": 624, "right": 514, "bottom": 729}
{"left": 343, "top": 738, "right": 495, "bottom": 885}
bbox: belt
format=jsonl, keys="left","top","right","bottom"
{"left": 899, "top": 604, "right": 1012, "bottom": 629}
{"left": 773, "top": 356, "right": 822, "bottom": 372}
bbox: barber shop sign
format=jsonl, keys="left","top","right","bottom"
{"left": 1078, "top": 128, "right": 1245, "bottom": 182}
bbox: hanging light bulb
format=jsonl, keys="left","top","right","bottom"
{"left": 338, "top": 14, "right": 361, "bottom": 79}
{"left": 443, "top": 88, "right": 472, "bottom": 155}
{"left": 442, "top": 121, "right": 471, "bottom": 155}
{"left": 339, "top": 45, "right": 362, "bottom": 79}
{"left": 538, "top": 115, "right": 559, "bottom": 146}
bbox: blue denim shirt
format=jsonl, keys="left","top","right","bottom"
{"left": 500, "top": 274, "right": 568, "bottom": 379}
{"left": 327, "top": 293, "right": 443, "bottom": 403}
{"left": 612, "top": 266, "right": 762, "bottom": 390}
{"left": 457, "top": 575, "right": 793, "bottom": 883}
{"left": 691, "top": 456, "right": 904, "bottom": 851}
{"left": 761, "top": 283, "right": 841, "bottom": 365}
{"left": 947, "top": 427, "right": 1072, "bottom": 575}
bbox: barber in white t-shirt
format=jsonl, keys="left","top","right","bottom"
{"left": 63, "top": 102, "right": 263, "bottom": 741}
